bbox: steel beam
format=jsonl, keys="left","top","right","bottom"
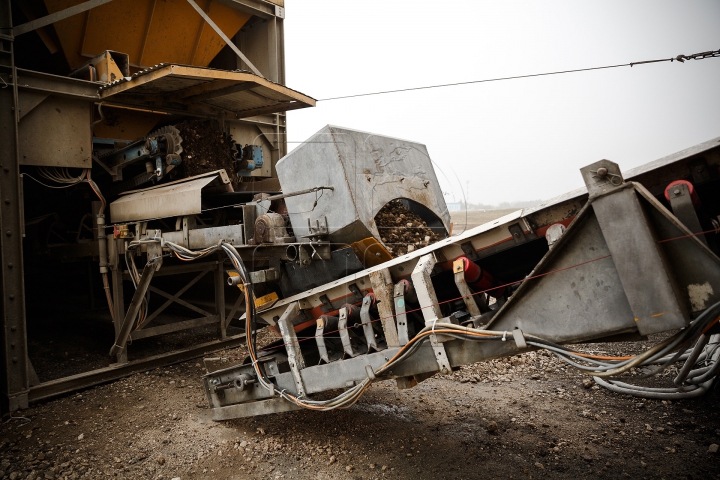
{"left": 109, "top": 262, "right": 156, "bottom": 357}
{"left": 185, "top": 0, "right": 264, "bottom": 78}
{"left": 12, "top": 0, "right": 114, "bottom": 36}
{"left": 0, "top": 1, "right": 29, "bottom": 413}
{"left": 130, "top": 315, "right": 220, "bottom": 340}
{"left": 582, "top": 161, "right": 689, "bottom": 335}
{"left": 29, "top": 333, "right": 247, "bottom": 403}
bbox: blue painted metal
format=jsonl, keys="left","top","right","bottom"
{"left": 237, "top": 145, "right": 263, "bottom": 176}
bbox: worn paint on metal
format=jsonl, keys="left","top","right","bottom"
{"left": 43, "top": 0, "right": 251, "bottom": 70}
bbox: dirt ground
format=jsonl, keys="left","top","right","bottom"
{"left": 2, "top": 330, "right": 719, "bottom": 480}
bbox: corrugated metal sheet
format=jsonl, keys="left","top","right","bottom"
{"left": 99, "top": 64, "right": 315, "bottom": 118}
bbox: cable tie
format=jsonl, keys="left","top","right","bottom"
{"left": 502, "top": 331, "right": 507, "bottom": 342}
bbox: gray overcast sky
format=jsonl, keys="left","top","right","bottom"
{"left": 283, "top": 1, "right": 720, "bottom": 206}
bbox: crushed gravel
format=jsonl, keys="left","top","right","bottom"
{"left": 175, "top": 120, "right": 239, "bottom": 189}
{"left": 2, "top": 332, "right": 719, "bottom": 480}
{"left": 375, "top": 200, "right": 443, "bottom": 257}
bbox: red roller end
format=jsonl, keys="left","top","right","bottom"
{"left": 664, "top": 180, "right": 700, "bottom": 209}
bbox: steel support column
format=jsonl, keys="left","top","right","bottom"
{"left": 0, "top": 0, "right": 29, "bottom": 413}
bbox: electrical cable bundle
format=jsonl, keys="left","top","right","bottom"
{"left": 37, "top": 167, "right": 86, "bottom": 185}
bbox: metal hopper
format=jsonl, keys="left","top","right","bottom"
{"left": 277, "top": 125, "right": 450, "bottom": 247}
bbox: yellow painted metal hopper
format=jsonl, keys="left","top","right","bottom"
{"left": 43, "top": 0, "right": 253, "bottom": 71}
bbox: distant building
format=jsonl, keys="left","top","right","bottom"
{"left": 446, "top": 202, "right": 463, "bottom": 212}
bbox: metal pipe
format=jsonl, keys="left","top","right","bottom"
{"left": 96, "top": 214, "right": 108, "bottom": 274}
{"left": 265, "top": 186, "right": 334, "bottom": 202}
{"left": 109, "top": 262, "right": 156, "bottom": 357}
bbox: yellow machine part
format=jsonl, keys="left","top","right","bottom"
{"left": 227, "top": 271, "right": 279, "bottom": 311}
{"left": 44, "top": 0, "right": 251, "bottom": 71}
{"left": 351, "top": 237, "right": 394, "bottom": 268}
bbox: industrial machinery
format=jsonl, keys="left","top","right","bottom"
{"left": 201, "top": 137, "right": 720, "bottom": 419}
{"left": 2, "top": 0, "right": 720, "bottom": 421}
{"left": 1, "top": 0, "right": 457, "bottom": 413}
{"left": 0, "top": 0, "right": 326, "bottom": 413}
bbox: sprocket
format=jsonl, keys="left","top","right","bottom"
{"left": 148, "top": 125, "right": 183, "bottom": 157}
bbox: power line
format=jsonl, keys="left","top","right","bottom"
{"left": 317, "top": 48, "right": 719, "bottom": 102}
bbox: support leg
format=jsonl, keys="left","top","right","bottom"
{"left": 0, "top": 3, "right": 29, "bottom": 412}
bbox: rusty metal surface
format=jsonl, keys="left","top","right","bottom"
{"left": 18, "top": 95, "right": 92, "bottom": 168}
{"left": 43, "top": 0, "right": 252, "bottom": 71}
{"left": 109, "top": 171, "right": 230, "bottom": 222}
{"left": 98, "top": 64, "right": 315, "bottom": 118}
{"left": 0, "top": 1, "right": 31, "bottom": 413}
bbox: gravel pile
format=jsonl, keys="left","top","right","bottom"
{"left": 375, "top": 200, "right": 443, "bottom": 257}
{"left": 175, "top": 120, "right": 239, "bottom": 189}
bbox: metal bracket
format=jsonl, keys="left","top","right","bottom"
{"left": 249, "top": 268, "right": 281, "bottom": 284}
{"left": 410, "top": 254, "right": 443, "bottom": 327}
{"left": 460, "top": 241, "right": 478, "bottom": 261}
{"left": 348, "top": 283, "right": 363, "bottom": 303}
{"left": 315, "top": 318, "right": 329, "bottom": 364}
{"left": 453, "top": 259, "right": 481, "bottom": 316}
{"left": 512, "top": 328, "right": 527, "bottom": 349}
{"left": 338, "top": 307, "right": 356, "bottom": 358}
{"left": 319, "top": 294, "right": 333, "bottom": 313}
{"left": 508, "top": 223, "right": 528, "bottom": 245}
{"left": 276, "top": 302, "right": 306, "bottom": 397}
{"left": 667, "top": 183, "right": 707, "bottom": 246}
{"left": 306, "top": 216, "right": 329, "bottom": 238}
{"left": 393, "top": 283, "right": 409, "bottom": 345}
{"left": 411, "top": 254, "right": 451, "bottom": 374}
{"left": 146, "top": 232, "right": 163, "bottom": 271}
{"left": 580, "top": 159, "right": 625, "bottom": 197}
{"left": 688, "top": 158, "right": 711, "bottom": 184}
{"left": 359, "top": 295, "right": 379, "bottom": 352}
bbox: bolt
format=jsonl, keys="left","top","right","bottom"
{"left": 10, "top": 326, "right": 16, "bottom": 332}
{"left": 8, "top": 294, "right": 14, "bottom": 300}
{"left": 674, "top": 189, "right": 681, "bottom": 195}
{"left": 11, "top": 357, "right": 17, "bottom": 363}
{"left": 4, "top": 199, "right": 8, "bottom": 204}
{"left": 7, "top": 263, "right": 12, "bottom": 268}
{"left": 5, "top": 230, "right": 11, "bottom": 236}
{"left": 596, "top": 167, "right": 608, "bottom": 177}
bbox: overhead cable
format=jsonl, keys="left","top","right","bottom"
{"left": 317, "top": 48, "right": 720, "bottom": 102}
